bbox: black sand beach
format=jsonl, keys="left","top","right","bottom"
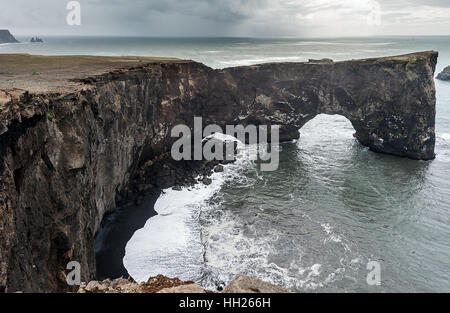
{"left": 95, "top": 195, "right": 159, "bottom": 280}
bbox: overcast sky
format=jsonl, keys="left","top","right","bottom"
{"left": 1, "top": 0, "right": 450, "bottom": 37}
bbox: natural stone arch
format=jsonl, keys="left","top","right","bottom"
{"left": 201, "top": 51, "right": 437, "bottom": 160}
{"left": 298, "top": 113, "right": 356, "bottom": 142}
{"left": 0, "top": 52, "right": 438, "bottom": 292}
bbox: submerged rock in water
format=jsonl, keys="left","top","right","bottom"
{"left": 436, "top": 66, "right": 450, "bottom": 81}
{"left": 202, "top": 177, "right": 213, "bottom": 185}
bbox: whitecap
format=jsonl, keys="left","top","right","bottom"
{"left": 124, "top": 135, "right": 249, "bottom": 284}
{"left": 438, "top": 133, "right": 450, "bottom": 141}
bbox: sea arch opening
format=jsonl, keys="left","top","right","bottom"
{"left": 296, "top": 114, "right": 361, "bottom": 162}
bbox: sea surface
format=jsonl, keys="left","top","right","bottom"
{"left": 3, "top": 36, "right": 449, "bottom": 292}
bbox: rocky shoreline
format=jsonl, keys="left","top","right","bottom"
{"left": 436, "top": 65, "right": 450, "bottom": 81}
{"left": 95, "top": 144, "right": 235, "bottom": 281}
{"left": 79, "top": 275, "right": 291, "bottom": 293}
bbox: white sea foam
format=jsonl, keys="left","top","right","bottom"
{"left": 124, "top": 135, "right": 248, "bottom": 284}
{"left": 123, "top": 137, "right": 295, "bottom": 290}
{"left": 199, "top": 210, "right": 295, "bottom": 290}
{"left": 321, "top": 223, "right": 343, "bottom": 244}
{"left": 123, "top": 179, "right": 221, "bottom": 282}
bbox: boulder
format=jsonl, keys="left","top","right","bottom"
{"left": 436, "top": 66, "right": 450, "bottom": 81}
{"left": 223, "top": 275, "right": 291, "bottom": 293}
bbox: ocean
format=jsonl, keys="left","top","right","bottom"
{"left": 3, "top": 36, "right": 449, "bottom": 292}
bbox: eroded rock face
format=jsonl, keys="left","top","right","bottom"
{"left": 0, "top": 51, "right": 438, "bottom": 292}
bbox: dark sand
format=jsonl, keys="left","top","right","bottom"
{"left": 95, "top": 194, "right": 160, "bottom": 280}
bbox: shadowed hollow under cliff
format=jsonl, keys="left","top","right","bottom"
{"left": 0, "top": 51, "right": 437, "bottom": 292}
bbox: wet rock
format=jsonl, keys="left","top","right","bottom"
{"left": 223, "top": 276, "right": 291, "bottom": 293}
{"left": 214, "top": 165, "right": 224, "bottom": 173}
{"left": 172, "top": 185, "right": 182, "bottom": 191}
{"left": 202, "top": 177, "right": 212, "bottom": 185}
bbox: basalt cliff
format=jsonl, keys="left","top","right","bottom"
{"left": 0, "top": 51, "right": 437, "bottom": 292}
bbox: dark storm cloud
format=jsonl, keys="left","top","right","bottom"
{"left": 1, "top": 0, "right": 449, "bottom": 36}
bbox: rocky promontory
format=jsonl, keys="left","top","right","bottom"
{"left": 436, "top": 65, "right": 450, "bottom": 81}
{"left": 0, "top": 30, "right": 19, "bottom": 44}
{"left": 0, "top": 52, "right": 438, "bottom": 292}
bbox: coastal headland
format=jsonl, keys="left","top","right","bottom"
{"left": 0, "top": 51, "right": 438, "bottom": 292}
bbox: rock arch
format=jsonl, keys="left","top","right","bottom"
{"left": 202, "top": 51, "right": 437, "bottom": 160}
{"left": 0, "top": 51, "right": 438, "bottom": 292}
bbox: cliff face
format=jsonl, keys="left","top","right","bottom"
{"left": 0, "top": 52, "right": 437, "bottom": 292}
{"left": 0, "top": 30, "right": 19, "bottom": 44}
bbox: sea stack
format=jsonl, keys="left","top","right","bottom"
{"left": 436, "top": 66, "right": 450, "bottom": 81}
{"left": 0, "top": 30, "right": 19, "bottom": 44}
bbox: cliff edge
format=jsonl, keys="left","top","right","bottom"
{"left": 0, "top": 51, "right": 438, "bottom": 292}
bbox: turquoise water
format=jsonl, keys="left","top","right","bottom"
{"left": 3, "top": 36, "right": 449, "bottom": 292}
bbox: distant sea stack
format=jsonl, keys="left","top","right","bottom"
{"left": 0, "top": 30, "right": 19, "bottom": 44}
{"left": 436, "top": 66, "right": 450, "bottom": 81}
{"left": 0, "top": 52, "right": 438, "bottom": 292}
{"left": 30, "top": 36, "right": 44, "bottom": 43}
